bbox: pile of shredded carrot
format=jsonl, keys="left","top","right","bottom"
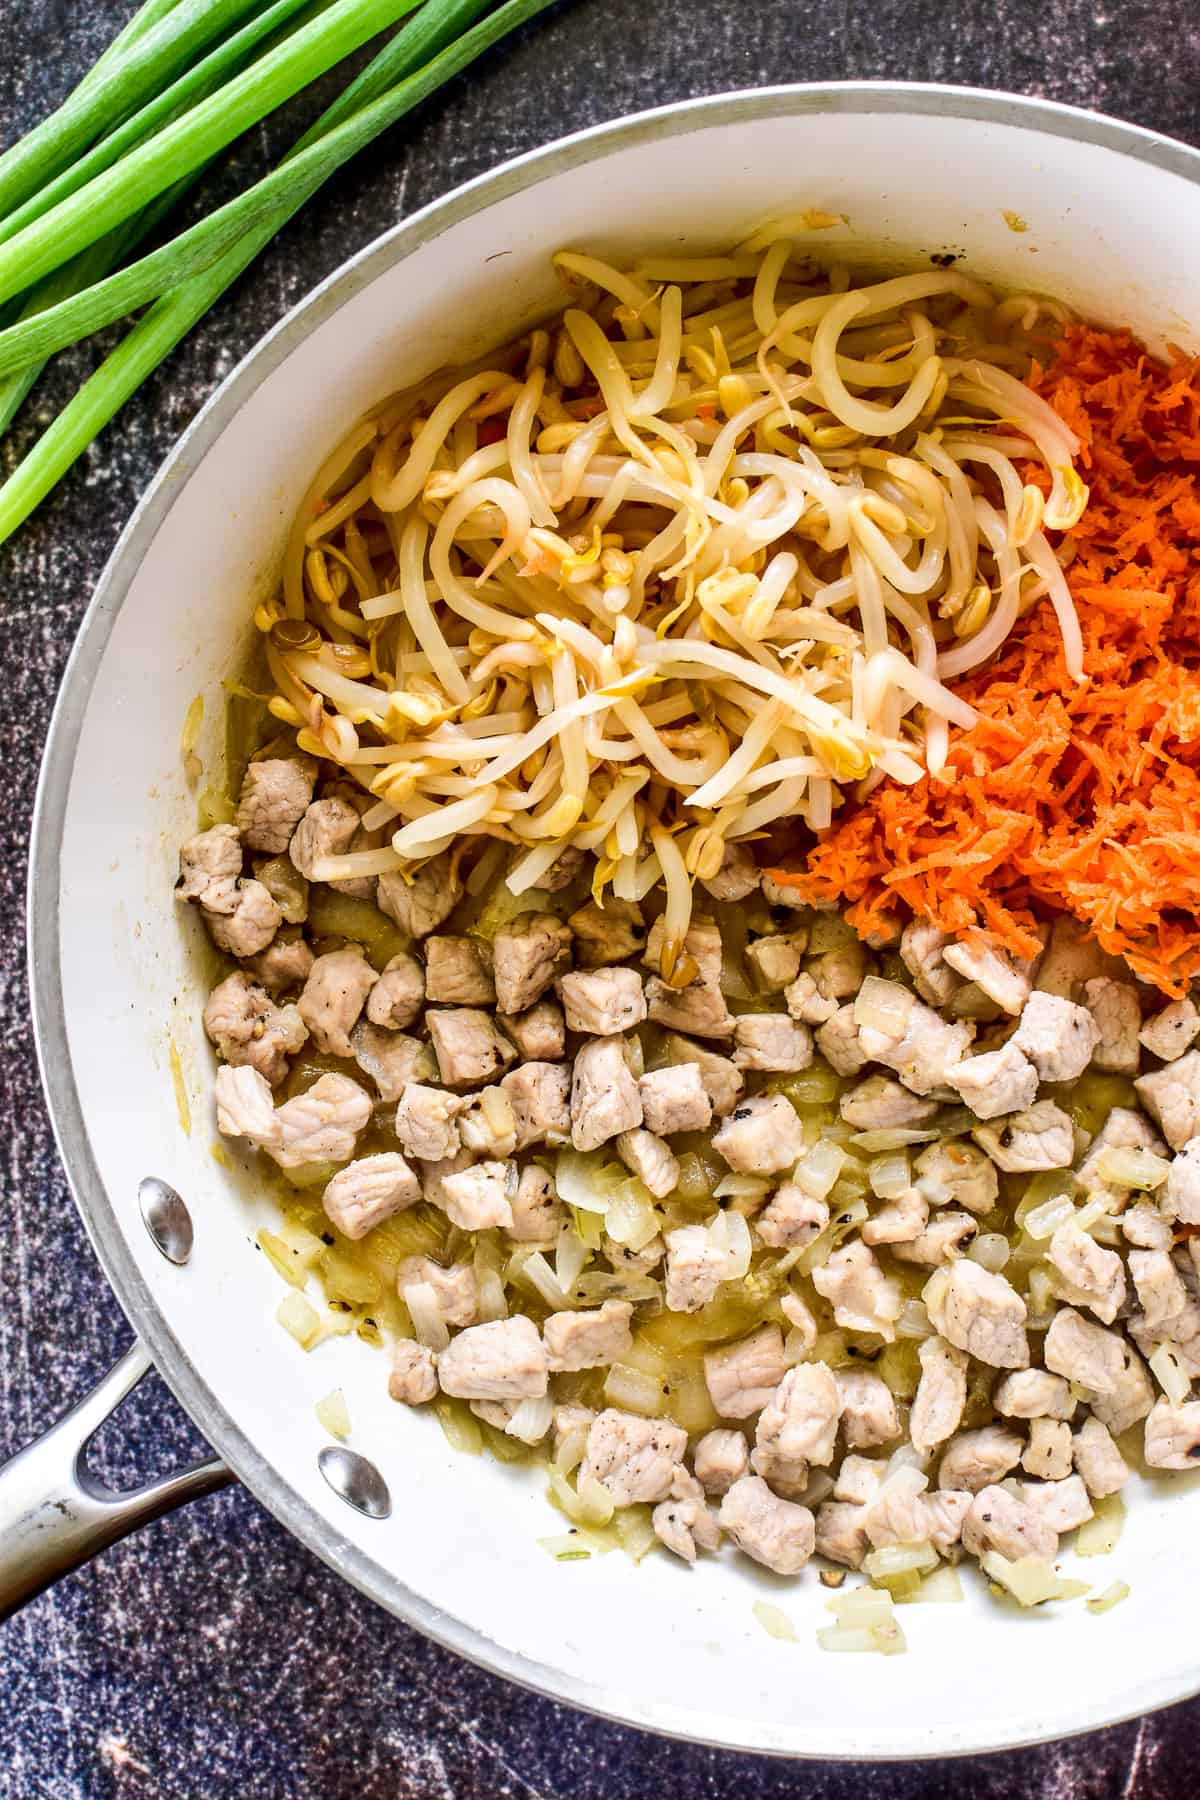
{"left": 771, "top": 325, "right": 1200, "bottom": 995}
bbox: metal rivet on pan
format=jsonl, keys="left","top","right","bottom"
{"left": 138, "top": 1176, "right": 194, "bottom": 1265}
{"left": 318, "top": 1446, "right": 392, "bottom": 1520}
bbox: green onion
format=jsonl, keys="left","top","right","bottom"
{"left": 0, "top": 0, "right": 562, "bottom": 544}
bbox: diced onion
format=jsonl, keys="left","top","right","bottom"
{"left": 604, "top": 1362, "right": 667, "bottom": 1416}
{"left": 853, "top": 977, "right": 913, "bottom": 1036}
{"left": 614, "top": 1505, "right": 659, "bottom": 1564}
{"left": 554, "top": 1425, "right": 590, "bottom": 1474}
{"left": 1076, "top": 1494, "right": 1126, "bottom": 1558}
{"left": 1086, "top": 1581, "right": 1130, "bottom": 1614}
{"left": 863, "top": 1541, "right": 938, "bottom": 1579}
{"left": 868, "top": 1149, "right": 911, "bottom": 1200}
{"left": 1149, "top": 1342, "right": 1191, "bottom": 1406}
{"left": 258, "top": 1228, "right": 309, "bottom": 1290}
{"left": 850, "top": 1127, "right": 941, "bottom": 1152}
{"left": 790, "top": 1140, "right": 847, "bottom": 1202}
{"left": 968, "top": 1232, "right": 1011, "bottom": 1272}
{"left": 276, "top": 1292, "right": 320, "bottom": 1348}
{"left": 404, "top": 1279, "right": 451, "bottom": 1351}
{"left": 896, "top": 1299, "right": 934, "bottom": 1341}
{"left": 982, "top": 1551, "right": 1091, "bottom": 1608}
{"left": 1094, "top": 1146, "right": 1171, "bottom": 1191}
{"left": 538, "top": 1533, "right": 593, "bottom": 1562}
{"left": 506, "top": 1395, "right": 555, "bottom": 1445}
{"left": 708, "top": 1207, "right": 753, "bottom": 1279}
{"left": 315, "top": 1389, "right": 351, "bottom": 1440}
{"left": 753, "top": 1601, "right": 797, "bottom": 1641}
{"left": 909, "top": 1565, "right": 964, "bottom": 1605}
{"left": 1023, "top": 1194, "right": 1076, "bottom": 1241}
{"left": 605, "top": 1179, "right": 660, "bottom": 1252}
{"left": 555, "top": 1223, "right": 591, "bottom": 1291}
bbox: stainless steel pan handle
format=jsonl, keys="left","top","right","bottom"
{"left": 0, "top": 1339, "right": 233, "bottom": 1622}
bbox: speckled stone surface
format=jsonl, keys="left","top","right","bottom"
{"left": 2, "top": 2, "right": 1200, "bottom": 1793}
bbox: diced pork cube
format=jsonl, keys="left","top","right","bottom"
{"left": 203, "top": 879, "right": 282, "bottom": 958}
{"left": 1140, "top": 998, "right": 1200, "bottom": 1064}
{"left": 946, "top": 1041, "right": 1038, "bottom": 1120}
{"left": 638, "top": 1063, "right": 712, "bottom": 1136}
{"left": 298, "top": 948, "right": 375, "bottom": 1058}
{"left": 973, "top": 1100, "right": 1075, "bottom": 1173}
{"left": 943, "top": 937, "right": 1040, "bottom": 1016}
{"left": 1021, "top": 1418, "right": 1073, "bottom": 1481}
{"left": 322, "top": 1152, "right": 419, "bottom": 1239}
{"left": 900, "top": 919, "right": 962, "bottom": 1007}
{"left": 863, "top": 1473, "right": 970, "bottom": 1555}
{"left": 388, "top": 1340, "right": 439, "bottom": 1405}
{"left": 579, "top": 1408, "right": 687, "bottom": 1504}
{"left": 909, "top": 1335, "right": 968, "bottom": 1454}
{"left": 692, "top": 1428, "right": 750, "bottom": 1496}
{"left": 269, "top": 1073, "right": 372, "bottom": 1170}
{"left": 1144, "top": 1399, "right": 1200, "bottom": 1469}
{"left": 834, "top": 1454, "right": 887, "bottom": 1506}
{"left": 244, "top": 930, "right": 314, "bottom": 996}
{"left": 1083, "top": 976, "right": 1143, "bottom": 1074}
{"left": 615, "top": 1129, "right": 679, "bottom": 1199}
{"left": 1123, "top": 1201, "right": 1174, "bottom": 1250}
{"left": 891, "top": 1209, "right": 979, "bottom": 1266}
{"left": 780, "top": 1291, "right": 818, "bottom": 1352}
{"left": 1129, "top": 1248, "right": 1188, "bottom": 1328}
{"left": 288, "top": 797, "right": 359, "bottom": 880}
{"left": 1072, "top": 1416, "right": 1131, "bottom": 1497}
{"left": 745, "top": 931, "right": 807, "bottom": 994}
{"left": 215, "top": 1064, "right": 281, "bottom": 1148}
{"left": 1136, "top": 1051, "right": 1200, "bottom": 1151}
{"left": 937, "top": 1425, "right": 1023, "bottom": 1493}
{"left": 458, "top": 1088, "right": 518, "bottom": 1159}
{"left": 645, "top": 972, "right": 734, "bottom": 1041}
{"left": 393, "top": 1084, "right": 463, "bottom": 1162}
{"left": 752, "top": 1363, "right": 841, "bottom": 1493}
{"left": 492, "top": 912, "right": 571, "bottom": 1014}
{"left": 543, "top": 1300, "right": 634, "bottom": 1371}
{"left": 662, "top": 1034, "right": 744, "bottom": 1116}
{"left": 365, "top": 951, "right": 425, "bottom": 1029}
{"left": 861, "top": 1186, "right": 928, "bottom": 1248}
{"left": 203, "top": 971, "right": 307, "bottom": 1086}
{"left": 437, "top": 1316, "right": 548, "bottom": 1401}
{"left": 427, "top": 1007, "right": 517, "bottom": 1089}
{"left": 1043, "top": 1308, "right": 1126, "bottom": 1396}
{"left": 1017, "top": 1472, "right": 1093, "bottom": 1533}
{"left": 812, "top": 1242, "right": 903, "bottom": 1340}
{"left": 961, "top": 1485, "right": 1058, "bottom": 1561}
{"left": 993, "top": 1370, "right": 1074, "bottom": 1421}
{"left": 501, "top": 1061, "right": 571, "bottom": 1149}
{"left": 1010, "top": 990, "right": 1100, "bottom": 1084}
{"left": 927, "top": 1260, "right": 1029, "bottom": 1368}
{"left": 815, "top": 1005, "right": 868, "bottom": 1077}
{"left": 396, "top": 1255, "right": 480, "bottom": 1328}
{"left": 718, "top": 1476, "right": 815, "bottom": 1575}
{"left": 664, "top": 1224, "right": 727, "bottom": 1313}
{"left": 834, "top": 1369, "right": 899, "bottom": 1449}
{"left": 236, "top": 757, "right": 316, "bottom": 855}
{"left": 700, "top": 840, "right": 760, "bottom": 902}
{"left": 756, "top": 1181, "right": 828, "bottom": 1249}
{"left": 423, "top": 935, "right": 495, "bottom": 1006}
{"left": 351, "top": 1021, "right": 433, "bottom": 1102}
{"left": 914, "top": 1140, "right": 999, "bottom": 1215}
{"left": 571, "top": 1035, "right": 642, "bottom": 1151}
{"left": 733, "top": 1014, "right": 814, "bottom": 1073}
{"left": 558, "top": 966, "right": 645, "bottom": 1037}
{"left": 703, "top": 1324, "right": 786, "bottom": 1419}
{"left": 568, "top": 897, "right": 643, "bottom": 967}
{"left": 437, "top": 1160, "right": 514, "bottom": 1231}
{"left": 840, "top": 1075, "right": 939, "bottom": 1130}
{"left": 856, "top": 984, "right": 974, "bottom": 1095}
{"left": 785, "top": 972, "right": 839, "bottom": 1025}
{"left": 1046, "top": 1221, "right": 1126, "bottom": 1325}
{"left": 499, "top": 998, "right": 565, "bottom": 1062}
{"left": 652, "top": 1468, "right": 722, "bottom": 1563}
{"left": 376, "top": 850, "right": 462, "bottom": 938}
{"left": 1166, "top": 1139, "right": 1200, "bottom": 1224}
{"left": 177, "top": 823, "right": 242, "bottom": 904}
{"left": 508, "top": 1165, "right": 564, "bottom": 1243}
{"left": 1090, "top": 1344, "right": 1155, "bottom": 1436}
{"left": 711, "top": 1094, "right": 804, "bottom": 1174}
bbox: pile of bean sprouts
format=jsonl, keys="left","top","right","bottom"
{"left": 257, "top": 225, "right": 1088, "bottom": 962}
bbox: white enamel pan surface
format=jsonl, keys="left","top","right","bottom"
{"left": 15, "top": 84, "right": 1200, "bottom": 1759}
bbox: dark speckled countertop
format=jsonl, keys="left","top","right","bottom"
{"left": 2, "top": 3, "right": 1200, "bottom": 1794}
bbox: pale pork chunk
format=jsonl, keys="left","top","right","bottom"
{"left": 492, "top": 912, "right": 572, "bottom": 1014}
{"left": 993, "top": 1370, "right": 1075, "bottom": 1421}
{"left": 638, "top": 1063, "right": 712, "bottom": 1136}
{"left": 892, "top": 1209, "right": 978, "bottom": 1266}
{"left": 961, "top": 1485, "right": 1058, "bottom": 1560}
{"left": 693, "top": 1428, "right": 750, "bottom": 1496}
{"left": 900, "top": 920, "right": 962, "bottom": 1007}
{"left": 508, "top": 1165, "right": 564, "bottom": 1242}
{"left": 855, "top": 981, "right": 974, "bottom": 1095}
{"left": 1017, "top": 1473, "right": 1093, "bottom": 1533}
{"left": 204, "top": 880, "right": 282, "bottom": 958}
{"left": 756, "top": 1182, "right": 828, "bottom": 1249}
{"left": 351, "top": 1022, "right": 434, "bottom": 1102}
{"left": 580, "top": 1409, "right": 687, "bottom": 1504}
{"left": 752, "top": 1364, "right": 838, "bottom": 1492}
{"left": 945, "top": 1042, "right": 1038, "bottom": 1120}
{"left": 746, "top": 931, "right": 808, "bottom": 994}
{"left": 840, "top": 1075, "right": 939, "bottom": 1130}
{"left": 499, "top": 998, "right": 565, "bottom": 1061}
{"left": 559, "top": 966, "right": 645, "bottom": 1036}
{"left": 568, "top": 897, "right": 643, "bottom": 967}
{"left": 1036, "top": 917, "right": 1126, "bottom": 998}
{"left": 862, "top": 1473, "right": 970, "bottom": 1555}
{"left": 914, "top": 1140, "right": 999, "bottom": 1215}
{"left": 1136, "top": 1052, "right": 1200, "bottom": 1151}
{"left": 973, "top": 1100, "right": 1074, "bottom": 1173}
{"left": 653, "top": 1468, "right": 722, "bottom": 1563}
{"left": 288, "top": 797, "right": 359, "bottom": 879}
{"left": 711, "top": 1094, "right": 804, "bottom": 1173}
{"left": 427, "top": 1007, "right": 517, "bottom": 1088}
{"left": 438, "top": 1161, "right": 514, "bottom": 1230}
{"left": 365, "top": 951, "right": 425, "bottom": 1029}
{"left": 393, "top": 1084, "right": 463, "bottom": 1162}
{"left": 539, "top": 844, "right": 586, "bottom": 891}
{"left": 927, "top": 1260, "right": 1029, "bottom": 1368}
{"left": 1090, "top": 1344, "right": 1155, "bottom": 1436}
{"left": 733, "top": 1014, "right": 814, "bottom": 1073}
{"left": 937, "top": 1425, "right": 1023, "bottom": 1493}
{"left": 1144, "top": 1399, "right": 1200, "bottom": 1469}
{"left": 861, "top": 1186, "right": 928, "bottom": 1248}
{"left": 215, "top": 1064, "right": 281, "bottom": 1147}
{"left": 1009, "top": 991, "right": 1098, "bottom": 1083}
{"left": 1129, "top": 1293, "right": 1200, "bottom": 1376}
{"left": 457, "top": 1087, "right": 517, "bottom": 1159}
{"left": 909, "top": 1336, "right": 968, "bottom": 1454}
{"left": 1123, "top": 1201, "right": 1174, "bottom": 1250}
{"left": 1076, "top": 1106, "right": 1166, "bottom": 1190}
{"left": 1166, "top": 1139, "right": 1200, "bottom": 1223}
{"left": 236, "top": 757, "right": 316, "bottom": 854}
{"left": 1129, "top": 1248, "right": 1188, "bottom": 1328}
{"left": 1046, "top": 1221, "right": 1126, "bottom": 1325}
{"left": 571, "top": 1036, "right": 642, "bottom": 1151}
{"left": 809, "top": 942, "right": 870, "bottom": 1002}
{"left": 815, "top": 1005, "right": 868, "bottom": 1076}
{"left": 203, "top": 971, "right": 307, "bottom": 1086}
{"left": 664, "top": 1224, "right": 728, "bottom": 1313}
{"left": 1022, "top": 1418, "right": 1074, "bottom": 1481}
{"left": 645, "top": 972, "right": 734, "bottom": 1040}
{"left": 662, "top": 1033, "right": 744, "bottom": 1117}
{"left": 834, "top": 1369, "right": 899, "bottom": 1448}
{"left": 544, "top": 1300, "right": 634, "bottom": 1371}
{"left": 605, "top": 1234, "right": 664, "bottom": 1275}
{"left": 500, "top": 1061, "right": 571, "bottom": 1149}
{"left": 298, "top": 948, "right": 375, "bottom": 1058}
{"left": 645, "top": 913, "right": 723, "bottom": 985}
{"left": 785, "top": 972, "right": 839, "bottom": 1025}
{"left": 322, "top": 1152, "right": 420, "bottom": 1239}
{"left": 700, "top": 840, "right": 760, "bottom": 902}
{"left": 814, "top": 1501, "right": 871, "bottom": 1570}
{"left": 616, "top": 1129, "right": 679, "bottom": 1199}
{"left": 269, "top": 1073, "right": 372, "bottom": 1170}
{"left": 781, "top": 1291, "right": 818, "bottom": 1353}
{"left": 1083, "top": 976, "right": 1143, "bottom": 1073}
{"left": 388, "top": 1340, "right": 439, "bottom": 1405}
{"left": 437, "top": 1316, "right": 548, "bottom": 1401}
{"left": 1044, "top": 1308, "right": 1126, "bottom": 1395}
{"left": 719, "top": 1476, "right": 815, "bottom": 1575}
{"left": 1139, "top": 998, "right": 1200, "bottom": 1063}
{"left": 1072, "top": 1416, "right": 1131, "bottom": 1496}
{"left": 703, "top": 1324, "right": 786, "bottom": 1419}
{"left": 177, "top": 823, "right": 242, "bottom": 904}
{"left": 552, "top": 1404, "right": 596, "bottom": 1452}
{"left": 943, "top": 938, "right": 1040, "bottom": 1015}
{"left": 419, "top": 1149, "right": 473, "bottom": 1211}
{"left": 396, "top": 1255, "right": 480, "bottom": 1327}
{"left": 834, "top": 1454, "right": 887, "bottom": 1506}
{"left": 245, "top": 930, "right": 314, "bottom": 996}
{"left": 376, "top": 850, "right": 462, "bottom": 938}
{"left": 423, "top": 936, "right": 495, "bottom": 1006}
{"left": 812, "top": 1242, "right": 903, "bottom": 1340}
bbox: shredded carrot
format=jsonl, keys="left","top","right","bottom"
{"left": 773, "top": 326, "right": 1200, "bottom": 996}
